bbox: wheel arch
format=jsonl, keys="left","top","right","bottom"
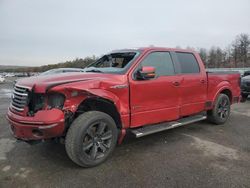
{"left": 76, "top": 97, "right": 122, "bottom": 130}
{"left": 213, "top": 87, "right": 233, "bottom": 105}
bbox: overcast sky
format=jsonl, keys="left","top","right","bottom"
{"left": 0, "top": 0, "right": 250, "bottom": 66}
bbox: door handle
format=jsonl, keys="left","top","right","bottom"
{"left": 173, "top": 81, "right": 180, "bottom": 86}
{"left": 200, "top": 80, "right": 205, "bottom": 84}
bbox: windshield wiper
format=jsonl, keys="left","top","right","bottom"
{"left": 85, "top": 69, "right": 103, "bottom": 73}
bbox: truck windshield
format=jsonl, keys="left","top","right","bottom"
{"left": 84, "top": 51, "right": 140, "bottom": 74}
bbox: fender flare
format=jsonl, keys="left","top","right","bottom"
{"left": 212, "top": 83, "right": 233, "bottom": 105}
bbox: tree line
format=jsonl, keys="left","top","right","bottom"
{"left": 4, "top": 56, "right": 96, "bottom": 73}
{"left": 198, "top": 33, "right": 250, "bottom": 68}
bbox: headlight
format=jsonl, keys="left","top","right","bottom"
{"left": 48, "top": 93, "right": 65, "bottom": 109}
{"left": 28, "top": 93, "right": 46, "bottom": 115}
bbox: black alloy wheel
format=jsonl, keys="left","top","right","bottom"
{"left": 217, "top": 97, "right": 230, "bottom": 120}
{"left": 207, "top": 94, "right": 231, "bottom": 125}
{"left": 82, "top": 121, "right": 112, "bottom": 160}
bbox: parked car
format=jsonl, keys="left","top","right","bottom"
{"left": 7, "top": 47, "right": 241, "bottom": 167}
{"left": 242, "top": 70, "right": 250, "bottom": 77}
{"left": 241, "top": 75, "right": 250, "bottom": 100}
{"left": 40, "top": 68, "right": 84, "bottom": 75}
{"left": 0, "top": 75, "right": 5, "bottom": 83}
{"left": 5, "top": 73, "right": 15, "bottom": 77}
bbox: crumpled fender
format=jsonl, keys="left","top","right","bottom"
{"left": 50, "top": 81, "right": 123, "bottom": 114}
{"left": 49, "top": 78, "right": 130, "bottom": 131}
{"left": 86, "top": 88, "right": 121, "bottom": 110}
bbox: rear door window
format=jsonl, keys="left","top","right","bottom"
{"left": 176, "top": 52, "right": 200, "bottom": 74}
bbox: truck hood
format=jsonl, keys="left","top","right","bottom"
{"left": 16, "top": 72, "right": 124, "bottom": 93}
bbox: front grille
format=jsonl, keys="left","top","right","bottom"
{"left": 11, "top": 85, "right": 30, "bottom": 112}
{"left": 246, "top": 82, "right": 250, "bottom": 87}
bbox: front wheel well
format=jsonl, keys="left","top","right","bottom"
{"left": 75, "top": 97, "right": 122, "bottom": 129}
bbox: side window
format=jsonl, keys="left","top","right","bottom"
{"left": 140, "top": 52, "right": 175, "bottom": 77}
{"left": 176, "top": 52, "right": 200, "bottom": 74}
{"left": 56, "top": 70, "right": 63, "bottom": 73}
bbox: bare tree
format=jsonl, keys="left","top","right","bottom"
{"left": 215, "top": 47, "right": 226, "bottom": 68}
{"left": 231, "top": 33, "right": 250, "bottom": 67}
{"left": 224, "top": 45, "right": 232, "bottom": 67}
{"left": 208, "top": 47, "right": 217, "bottom": 68}
{"left": 238, "top": 34, "right": 250, "bottom": 67}
{"left": 198, "top": 48, "right": 208, "bottom": 66}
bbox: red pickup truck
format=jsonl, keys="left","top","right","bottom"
{"left": 7, "top": 47, "right": 241, "bottom": 167}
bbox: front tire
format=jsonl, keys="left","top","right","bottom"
{"left": 65, "top": 111, "right": 118, "bottom": 167}
{"left": 207, "top": 94, "right": 231, "bottom": 125}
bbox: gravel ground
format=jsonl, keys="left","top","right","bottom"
{"left": 0, "top": 79, "right": 250, "bottom": 188}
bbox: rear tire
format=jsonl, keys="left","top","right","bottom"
{"left": 65, "top": 111, "right": 118, "bottom": 167}
{"left": 207, "top": 94, "right": 230, "bottom": 125}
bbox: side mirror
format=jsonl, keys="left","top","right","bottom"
{"left": 137, "top": 66, "right": 156, "bottom": 80}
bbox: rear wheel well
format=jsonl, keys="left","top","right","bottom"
{"left": 75, "top": 97, "right": 122, "bottom": 129}
{"left": 220, "top": 89, "right": 232, "bottom": 103}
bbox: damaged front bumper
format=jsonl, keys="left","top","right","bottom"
{"left": 6, "top": 108, "right": 65, "bottom": 141}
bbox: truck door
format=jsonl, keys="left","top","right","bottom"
{"left": 129, "top": 51, "right": 181, "bottom": 127}
{"left": 174, "top": 52, "right": 207, "bottom": 116}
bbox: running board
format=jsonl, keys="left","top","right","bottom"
{"left": 131, "top": 115, "right": 207, "bottom": 138}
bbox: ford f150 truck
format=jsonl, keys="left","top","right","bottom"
{"left": 7, "top": 47, "right": 241, "bottom": 167}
